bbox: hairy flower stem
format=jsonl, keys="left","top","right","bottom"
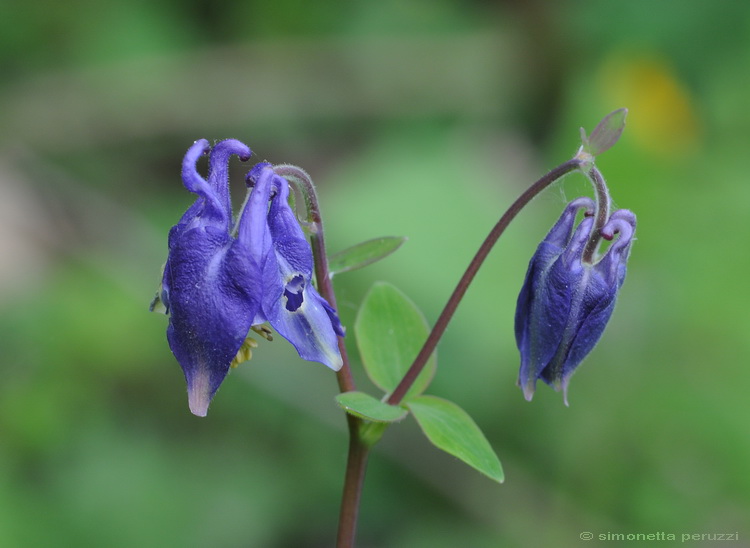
{"left": 386, "top": 158, "right": 583, "bottom": 406}
{"left": 581, "top": 165, "right": 610, "bottom": 264}
{"left": 274, "top": 165, "right": 356, "bottom": 393}
{"left": 274, "top": 165, "right": 365, "bottom": 548}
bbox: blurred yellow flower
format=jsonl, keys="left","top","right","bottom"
{"left": 599, "top": 53, "right": 700, "bottom": 157}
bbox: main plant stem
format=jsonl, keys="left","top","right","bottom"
{"left": 278, "top": 157, "right": 586, "bottom": 546}
{"left": 275, "top": 165, "right": 367, "bottom": 548}
{"left": 310, "top": 228, "right": 369, "bottom": 548}
{"left": 386, "top": 158, "right": 582, "bottom": 405}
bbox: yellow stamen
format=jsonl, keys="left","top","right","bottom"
{"left": 230, "top": 337, "right": 259, "bottom": 368}
{"left": 251, "top": 324, "right": 274, "bottom": 341}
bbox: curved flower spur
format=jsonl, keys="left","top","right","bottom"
{"left": 514, "top": 195, "right": 636, "bottom": 405}
{"left": 156, "top": 140, "right": 343, "bottom": 416}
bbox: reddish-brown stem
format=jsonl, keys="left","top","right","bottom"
{"left": 335, "top": 429, "right": 369, "bottom": 548}
{"left": 386, "top": 158, "right": 582, "bottom": 405}
{"left": 310, "top": 231, "right": 367, "bottom": 548}
{"left": 277, "top": 157, "right": 584, "bottom": 547}
{"left": 274, "top": 165, "right": 365, "bottom": 548}
{"left": 311, "top": 229, "right": 357, "bottom": 394}
{"left": 310, "top": 228, "right": 367, "bottom": 548}
{"left": 275, "top": 165, "right": 356, "bottom": 393}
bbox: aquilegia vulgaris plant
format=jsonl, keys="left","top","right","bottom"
{"left": 151, "top": 109, "right": 636, "bottom": 547}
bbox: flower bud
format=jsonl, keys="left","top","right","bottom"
{"left": 515, "top": 198, "right": 636, "bottom": 404}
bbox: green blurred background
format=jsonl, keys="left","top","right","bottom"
{"left": 1, "top": 1, "right": 748, "bottom": 546}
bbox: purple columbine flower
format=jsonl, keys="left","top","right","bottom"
{"left": 160, "top": 140, "right": 343, "bottom": 416}
{"left": 515, "top": 197, "right": 636, "bottom": 404}
{"left": 248, "top": 163, "right": 345, "bottom": 369}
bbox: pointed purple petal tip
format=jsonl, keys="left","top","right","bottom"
{"left": 187, "top": 370, "right": 212, "bottom": 417}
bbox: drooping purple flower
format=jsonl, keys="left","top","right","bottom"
{"left": 160, "top": 141, "right": 343, "bottom": 416}
{"left": 161, "top": 139, "right": 266, "bottom": 415}
{"left": 248, "top": 163, "right": 345, "bottom": 368}
{"left": 515, "top": 198, "right": 636, "bottom": 404}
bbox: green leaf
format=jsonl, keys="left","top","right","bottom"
{"left": 408, "top": 395, "right": 503, "bottom": 483}
{"left": 335, "top": 391, "right": 408, "bottom": 423}
{"left": 329, "top": 237, "right": 406, "bottom": 277}
{"left": 354, "top": 282, "right": 436, "bottom": 400}
{"left": 582, "top": 108, "right": 628, "bottom": 156}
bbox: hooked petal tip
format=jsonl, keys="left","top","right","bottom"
{"left": 562, "top": 380, "right": 571, "bottom": 407}
{"left": 554, "top": 376, "right": 572, "bottom": 406}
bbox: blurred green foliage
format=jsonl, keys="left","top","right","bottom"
{"left": 1, "top": 1, "right": 748, "bottom": 546}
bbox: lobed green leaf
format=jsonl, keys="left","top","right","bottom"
{"left": 329, "top": 237, "right": 406, "bottom": 277}
{"left": 354, "top": 282, "right": 436, "bottom": 401}
{"left": 408, "top": 395, "right": 503, "bottom": 483}
{"left": 335, "top": 391, "right": 408, "bottom": 423}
